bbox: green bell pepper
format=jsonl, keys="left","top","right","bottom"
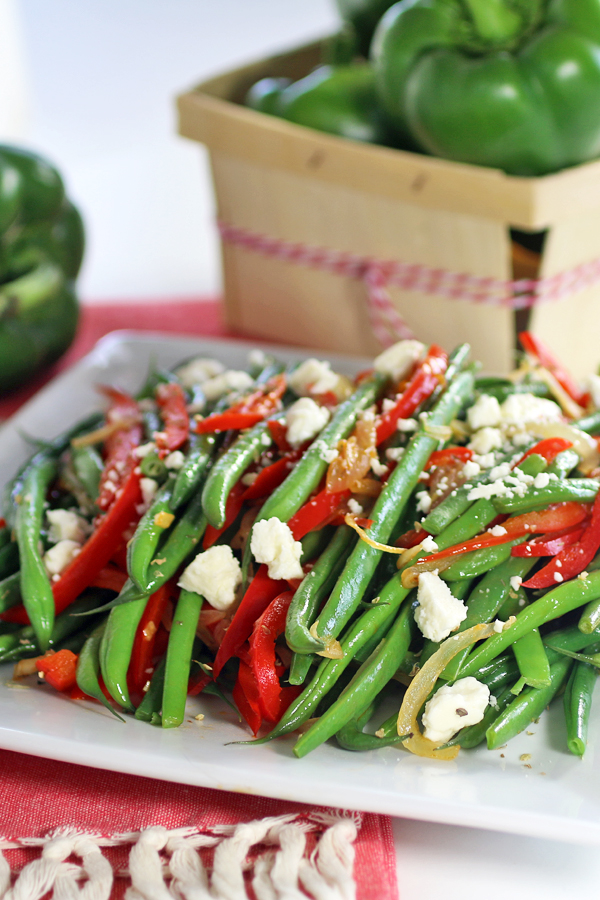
{"left": 372, "top": 0, "right": 600, "bottom": 175}
{"left": 246, "top": 63, "right": 391, "bottom": 145}
{"left": 334, "top": 0, "right": 398, "bottom": 56}
{"left": 0, "top": 146, "right": 84, "bottom": 392}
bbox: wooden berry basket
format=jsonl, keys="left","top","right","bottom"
{"left": 177, "top": 40, "right": 600, "bottom": 376}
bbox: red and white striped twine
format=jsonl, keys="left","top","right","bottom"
{"left": 218, "top": 220, "right": 600, "bottom": 348}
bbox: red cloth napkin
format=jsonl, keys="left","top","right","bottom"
{"left": 0, "top": 298, "right": 399, "bottom": 900}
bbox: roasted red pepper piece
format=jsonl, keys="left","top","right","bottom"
{"left": 517, "top": 437, "right": 573, "bottom": 465}
{"left": 97, "top": 386, "right": 143, "bottom": 511}
{"left": 242, "top": 451, "right": 302, "bottom": 501}
{"left": 89, "top": 565, "right": 128, "bottom": 593}
{"left": 523, "top": 493, "right": 600, "bottom": 589}
{"left": 36, "top": 649, "right": 78, "bottom": 692}
{"left": 1, "top": 469, "right": 143, "bottom": 625}
{"left": 232, "top": 659, "right": 263, "bottom": 735}
{"left": 203, "top": 479, "right": 246, "bottom": 549}
{"left": 155, "top": 382, "right": 189, "bottom": 455}
{"left": 519, "top": 332, "right": 587, "bottom": 407}
{"left": 212, "top": 564, "right": 288, "bottom": 679}
{"left": 197, "top": 375, "right": 287, "bottom": 434}
{"left": 129, "top": 583, "right": 173, "bottom": 694}
{"left": 187, "top": 672, "right": 212, "bottom": 697}
{"left": 376, "top": 345, "right": 448, "bottom": 444}
{"left": 249, "top": 590, "right": 294, "bottom": 722}
{"left": 267, "top": 419, "right": 292, "bottom": 452}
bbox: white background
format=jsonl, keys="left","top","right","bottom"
{"left": 7, "top": 1, "right": 600, "bottom": 896}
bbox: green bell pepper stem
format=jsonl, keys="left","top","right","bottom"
{"left": 0, "top": 252, "right": 63, "bottom": 317}
{"left": 461, "top": 0, "right": 521, "bottom": 44}
{"left": 486, "top": 656, "right": 572, "bottom": 750}
{"left": 162, "top": 588, "right": 203, "bottom": 728}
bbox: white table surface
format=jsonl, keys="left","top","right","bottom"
{"left": 7, "top": 1, "right": 600, "bottom": 896}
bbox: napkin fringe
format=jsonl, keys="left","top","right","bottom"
{"left": 0, "top": 809, "right": 361, "bottom": 900}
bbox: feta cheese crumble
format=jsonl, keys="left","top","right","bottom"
{"left": 422, "top": 677, "right": 490, "bottom": 744}
{"left": 175, "top": 357, "right": 225, "bottom": 388}
{"left": 500, "top": 393, "right": 562, "bottom": 425}
{"left": 140, "top": 478, "right": 159, "bottom": 507}
{"left": 164, "top": 450, "right": 185, "bottom": 470}
{"left": 201, "top": 370, "right": 254, "bottom": 402}
{"left": 288, "top": 359, "right": 339, "bottom": 397}
{"left": 374, "top": 340, "right": 426, "bottom": 383}
{"left": 285, "top": 398, "right": 330, "bottom": 448}
{"left": 250, "top": 518, "right": 304, "bottom": 581}
{"left": 468, "top": 427, "right": 503, "bottom": 455}
{"left": 467, "top": 394, "right": 502, "bottom": 430}
{"left": 178, "top": 545, "right": 242, "bottom": 611}
{"left": 46, "top": 509, "right": 86, "bottom": 544}
{"left": 414, "top": 572, "right": 468, "bottom": 642}
{"left": 43, "top": 540, "right": 80, "bottom": 578}
{"left": 348, "top": 498, "right": 363, "bottom": 516}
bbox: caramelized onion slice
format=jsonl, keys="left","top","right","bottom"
{"left": 397, "top": 620, "right": 513, "bottom": 760}
{"left": 527, "top": 421, "right": 600, "bottom": 474}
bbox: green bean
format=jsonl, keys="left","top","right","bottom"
{"left": 563, "top": 644, "right": 600, "bottom": 756}
{"left": 512, "top": 627, "right": 551, "bottom": 689}
{"left": 288, "top": 651, "right": 314, "bottom": 686}
{"left": 314, "top": 368, "right": 475, "bottom": 643}
{"left": 127, "top": 474, "right": 176, "bottom": 592}
{"left": 472, "top": 379, "right": 549, "bottom": 403}
{"left": 140, "top": 451, "right": 167, "bottom": 481}
{"left": 135, "top": 655, "right": 166, "bottom": 723}
{"left": 293, "top": 600, "right": 416, "bottom": 757}
{"left": 0, "top": 572, "right": 21, "bottom": 612}
{"left": 171, "top": 433, "right": 217, "bottom": 510}
{"left": 486, "top": 656, "right": 572, "bottom": 750}
{"left": 440, "top": 557, "right": 534, "bottom": 682}
{"left": 0, "top": 539, "right": 19, "bottom": 580}
{"left": 546, "top": 448, "right": 580, "bottom": 479}
{"left": 577, "top": 591, "right": 600, "bottom": 635}
{"left": 492, "top": 478, "right": 598, "bottom": 515}
{"left": 72, "top": 444, "right": 103, "bottom": 501}
{"left": 15, "top": 454, "right": 57, "bottom": 651}
{"left": 253, "top": 373, "right": 386, "bottom": 530}
{"left": 202, "top": 416, "right": 281, "bottom": 529}
{"left": 458, "top": 570, "right": 600, "bottom": 679}
{"left": 441, "top": 537, "right": 525, "bottom": 582}
{"left": 162, "top": 588, "right": 203, "bottom": 728}
{"left": 335, "top": 700, "right": 406, "bottom": 752}
{"left": 100, "top": 593, "right": 150, "bottom": 709}
{"left": 285, "top": 524, "right": 356, "bottom": 654}
{"left": 76, "top": 621, "right": 125, "bottom": 721}
{"left": 573, "top": 409, "right": 600, "bottom": 435}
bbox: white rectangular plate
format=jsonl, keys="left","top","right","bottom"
{"left": 1, "top": 331, "right": 600, "bottom": 845}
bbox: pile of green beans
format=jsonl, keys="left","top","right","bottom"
{"left": 3, "top": 338, "right": 600, "bottom": 768}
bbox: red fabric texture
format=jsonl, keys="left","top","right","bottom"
{"left": 0, "top": 297, "right": 399, "bottom": 899}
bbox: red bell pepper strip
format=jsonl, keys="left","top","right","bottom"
{"left": 1, "top": 469, "right": 143, "bottom": 625}
{"left": 242, "top": 451, "right": 302, "bottom": 501}
{"left": 425, "top": 447, "right": 473, "bottom": 470}
{"left": 517, "top": 437, "right": 573, "bottom": 465}
{"left": 523, "top": 492, "right": 600, "bottom": 589}
{"left": 519, "top": 331, "right": 587, "bottom": 407}
{"left": 376, "top": 345, "right": 448, "bottom": 445}
{"left": 267, "top": 419, "right": 292, "bottom": 452}
{"left": 155, "top": 382, "right": 189, "bottom": 455}
{"left": 129, "top": 583, "right": 173, "bottom": 694}
{"left": 35, "top": 649, "right": 78, "bottom": 692}
{"left": 417, "top": 502, "right": 591, "bottom": 567}
{"left": 249, "top": 590, "right": 294, "bottom": 722}
{"left": 90, "top": 565, "right": 129, "bottom": 593}
{"left": 212, "top": 564, "right": 288, "bottom": 679}
{"left": 203, "top": 479, "right": 246, "bottom": 549}
{"left": 97, "top": 386, "right": 143, "bottom": 511}
{"left": 188, "top": 671, "right": 212, "bottom": 697}
{"left": 232, "top": 659, "right": 263, "bottom": 735}
{"left": 288, "top": 488, "right": 351, "bottom": 541}
{"left": 197, "top": 375, "right": 287, "bottom": 434}
{"left": 511, "top": 525, "right": 586, "bottom": 558}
